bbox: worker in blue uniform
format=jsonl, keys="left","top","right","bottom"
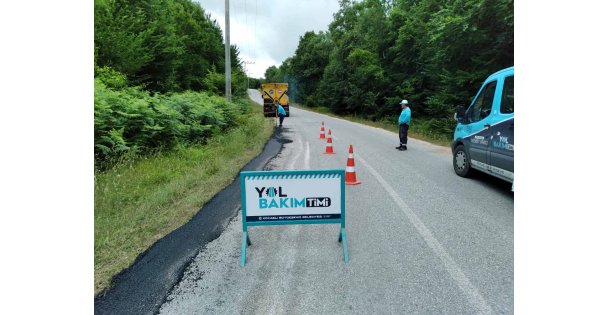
{"left": 396, "top": 99, "right": 411, "bottom": 151}
{"left": 275, "top": 100, "right": 287, "bottom": 127}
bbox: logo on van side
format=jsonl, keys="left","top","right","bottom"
{"left": 471, "top": 135, "right": 488, "bottom": 145}
{"left": 492, "top": 136, "right": 513, "bottom": 151}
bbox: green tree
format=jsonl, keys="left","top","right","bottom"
{"left": 94, "top": 0, "right": 238, "bottom": 94}
{"left": 264, "top": 66, "right": 280, "bottom": 82}
{"left": 289, "top": 31, "right": 333, "bottom": 106}
{"left": 94, "top": 0, "right": 154, "bottom": 76}
{"left": 263, "top": 0, "right": 513, "bottom": 137}
{"left": 318, "top": 0, "right": 388, "bottom": 116}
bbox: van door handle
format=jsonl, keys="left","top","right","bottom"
{"left": 508, "top": 124, "right": 514, "bottom": 129}
{"left": 484, "top": 124, "right": 491, "bottom": 129}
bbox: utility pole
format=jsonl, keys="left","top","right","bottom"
{"left": 224, "top": 0, "right": 231, "bottom": 102}
{"left": 243, "top": 60, "right": 255, "bottom": 90}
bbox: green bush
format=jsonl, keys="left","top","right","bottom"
{"left": 94, "top": 66, "right": 129, "bottom": 89}
{"left": 94, "top": 74, "right": 247, "bottom": 169}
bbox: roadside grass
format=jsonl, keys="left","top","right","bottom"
{"left": 294, "top": 104, "right": 453, "bottom": 147}
{"left": 94, "top": 100, "right": 274, "bottom": 295}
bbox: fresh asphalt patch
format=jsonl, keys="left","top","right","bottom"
{"left": 94, "top": 128, "right": 288, "bottom": 315}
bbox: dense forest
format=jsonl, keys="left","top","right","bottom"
{"left": 95, "top": 0, "right": 248, "bottom": 93}
{"left": 94, "top": 0, "right": 250, "bottom": 168}
{"left": 94, "top": 0, "right": 513, "bottom": 165}
{"left": 265, "top": 0, "right": 513, "bottom": 135}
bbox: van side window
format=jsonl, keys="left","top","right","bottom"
{"left": 501, "top": 75, "right": 514, "bottom": 114}
{"left": 467, "top": 80, "right": 496, "bottom": 123}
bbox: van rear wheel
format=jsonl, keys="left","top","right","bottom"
{"left": 453, "top": 145, "right": 472, "bottom": 177}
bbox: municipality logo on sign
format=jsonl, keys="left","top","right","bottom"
{"left": 255, "top": 186, "right": 331, "bottom": 209}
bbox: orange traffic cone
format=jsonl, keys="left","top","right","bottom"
{"left": 319, "top": 122, "right": 326, "bottom": 139}
{"left": 324, "top": 129, "right": 335, "bottom": 154}
{"left": 345, "top": 144, "right": 361, "bottom": 185}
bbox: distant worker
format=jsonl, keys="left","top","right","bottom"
{"left": 396, "top": 99, "right": 411, "bottom": 151}
{"left": 275, "top": 101, "right": 287, "bottom": 127}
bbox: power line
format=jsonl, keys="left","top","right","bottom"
{"left": 245, "top": 0, "right": 250, "bottom": 57}
{"left": 254, "top": 0, "right": 257, "bottom": 60}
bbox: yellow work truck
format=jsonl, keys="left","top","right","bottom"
{"left": 261, "top": 83, "right": 290, "bottom": 117}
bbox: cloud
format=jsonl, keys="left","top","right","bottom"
{"left": 194, "top": 0, "right": 340, "bottom": 78}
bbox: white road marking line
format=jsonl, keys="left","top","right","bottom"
{"left": 304, "top": 141, "right": 310, "bottom": 170}
{"left": 357, "top": 155, "right": 494, "bottom": 315}
{"left": 288, "top": 137, "right": 303, "bottom": 170}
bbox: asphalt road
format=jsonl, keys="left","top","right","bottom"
{"left": 158, "top": 90, "right": 513, "bottom": 314}
{"left": 94, "top": 115, "right": 286, "bottom": 314}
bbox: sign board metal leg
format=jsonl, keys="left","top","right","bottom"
{"left": 241, "top": 231, "right": 251, "bottom": 266}
{"left": 339, "top": 228, "right": 349, "bottom": 263}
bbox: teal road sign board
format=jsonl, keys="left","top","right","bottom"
{"left": 239, "top": 169, "right": 348, "bottom": 266}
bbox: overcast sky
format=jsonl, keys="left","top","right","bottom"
{"left": 194, "top": 0, "right": 340, "bottom": 78}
